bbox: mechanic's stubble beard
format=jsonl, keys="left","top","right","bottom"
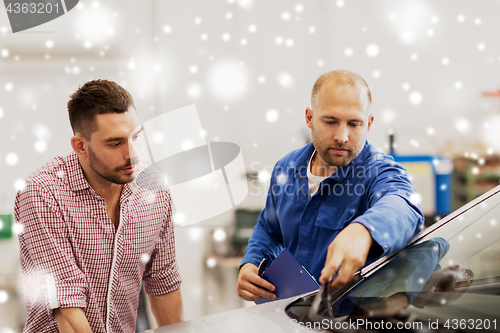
{"left": 310, "top": 122, "right": 361, "bottom": 168}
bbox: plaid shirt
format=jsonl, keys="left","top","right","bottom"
{"left": 15, "top": 151, "right": 182, "bottom": 333}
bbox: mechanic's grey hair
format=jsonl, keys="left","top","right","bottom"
{"left": 311, "top": 70, "right": 372, "bottom": 109}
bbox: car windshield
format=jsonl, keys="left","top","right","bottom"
{"left": 288, "top": 186, "right": 500, "bottom": 331}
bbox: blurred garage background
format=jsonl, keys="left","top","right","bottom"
{"left": 1, "top": 0, "right": 500, "bottom": 331}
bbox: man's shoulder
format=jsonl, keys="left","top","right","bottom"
{"left": 358, "top": 143, "right": 410, "bottom": 179}
{"left": 360, "top": 143, "right": 398, "bottom": 166}
{"left": 275, "top": 143, "right": 314, "bottom": 169}
{"left": 25, "top": 153, "right": 72, "bottom": 191}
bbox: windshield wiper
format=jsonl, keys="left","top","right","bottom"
{"left": 308, "top": 273, "right": 363, "bottom": 322}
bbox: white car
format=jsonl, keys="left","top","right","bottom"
{"left": 146, "top": 185, "right": 500, "bottom": 333}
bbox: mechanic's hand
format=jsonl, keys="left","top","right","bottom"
{"left": 413, "top": 266, "right": 464, "bottom": 308}
{"left": 237, "top": 263, "right": 277, "bottom": 301}
{"left": 319, "top": 223, "right": 373, "bottom": 290}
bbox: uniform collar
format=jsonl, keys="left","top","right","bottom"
{"left": 292, "top": 142, "right": 316, "bottom": 180}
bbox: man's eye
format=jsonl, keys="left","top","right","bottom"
{"left": 350, "top": 123, "right": 361, "bottom": 127}
{"left": 110, "top": 142, "right": 120, "bottom": 147}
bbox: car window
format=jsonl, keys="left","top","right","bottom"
{"left": 313, "top": 186, "right": 500, "bottom": 320}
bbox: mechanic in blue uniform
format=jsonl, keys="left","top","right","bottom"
{"left": 237, "top": 70, "right": 424, "bottom": 301}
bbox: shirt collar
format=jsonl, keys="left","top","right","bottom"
{"left": 292, "top": 142, "right": 316, "bottom": 179}
{"left": 65, "top": 151, "right": 91, "bottom": 192}
{"left": 306, "top": 149, "right": 328, "bottom": 182}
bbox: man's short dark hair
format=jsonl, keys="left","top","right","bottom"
{"left": 67, "top": 79, "right": 135, "bottom": 139}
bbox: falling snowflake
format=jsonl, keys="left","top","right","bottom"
{"left": 266, "top": 109, "right": 279, "bottom": 123}
{"left": 366, "top": 44, "right": 379, "bottom": 57}
{"left": 206, "top": 257, "right": 217, "bottom": 268}
{"left": 454, "top": 117, "right": 471, "bottom": 134}
{"left": 189, "top": 65, "right": 198, "bottom": 74}
{"left": 213, "top": 228, "right": 226, "bottom": 242}
{"left": 163, "top": 25, "right": 172, "bottom": 34}
{"left": 409, "top": 92, "right": 422, "bottom": 105}
{"left": 5, "top": 152, "right": 19, "bottom": 166}
{"left": 140, "top": 253, "right": 151, "bottom": 264}
{"left": 277, "top": 72, "right": 294, "bottom": 88}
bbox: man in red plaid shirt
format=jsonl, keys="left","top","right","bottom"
{"left": 15, "top": 80, "right": 183, "bottom": 332}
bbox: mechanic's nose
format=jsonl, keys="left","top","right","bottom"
{"left": 334, "top": 124, "right": 348, "bottom": 144}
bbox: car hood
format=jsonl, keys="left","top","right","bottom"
{"left": 144, "top": 296, "right": 300, "bottom": 333}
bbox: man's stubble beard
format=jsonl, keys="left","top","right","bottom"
{"left": 87, "top": 146, "right": 134, "bottom": 185}
{"left": 311, "top": 125, "right": 360, "bottom": 168}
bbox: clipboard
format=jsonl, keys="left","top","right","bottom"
{"left": 255, "top": 248, "right": 320, "bottom": 304}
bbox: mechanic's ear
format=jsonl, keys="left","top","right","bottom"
{"left": 367, "top": 114, "right": 374, "bottom": 132}
{"left": 306, "top": 108, "right": 314, "bottom": 129}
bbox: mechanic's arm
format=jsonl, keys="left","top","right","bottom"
{"left": 237, "top": 207, "right": 280, "bottom": 301}
{"left": 53, "top": 308, "right": 92, "bottom": 333}
{"left": 148, "top": 289, "right": 183, "bottom": 326}
{"left": 319, "top": 222, "right": 373, "bottom": 289}
{"left": 237, "top": 167, "right": 284, "bottom": 301}
{"left": 237, "top": 208, "right": 281, "bottom": 301}
{"left": 320, "top": 164, "right": 424, "bottom": 289}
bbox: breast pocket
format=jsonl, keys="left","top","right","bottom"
{"left": 314, "top": 206, "right": 357, "bottom": 231}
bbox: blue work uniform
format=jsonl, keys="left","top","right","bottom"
{"left": 241, "top": 141, "right": 425, "bottom": 281}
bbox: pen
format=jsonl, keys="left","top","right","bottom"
{"left": 329, "top": 265, "right": 341, "bottom": 283}
{"left": 257, "top": 257, "right": 268, "bottom": 277}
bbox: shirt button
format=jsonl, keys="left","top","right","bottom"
{"left": 299, "top": 176, "right": 303, "bottom": 179}
{"left": 369, "top": 225, "right": 375, "bottom": 232}
{"left": 384, "top": 245, "right": 388, "bottom": 250}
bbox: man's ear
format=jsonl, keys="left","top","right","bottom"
{"left": 71, "top": 133, "right": 88, "bottom": 158}
{"left": 305, "top": 107, "right": 314, "bottom": 129}
{"left": 367, "top": 114, "right": 374, "bottom": 132}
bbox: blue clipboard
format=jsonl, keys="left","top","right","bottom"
{"left": 255, "top": 248, "right": 320, "bottom": 304}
